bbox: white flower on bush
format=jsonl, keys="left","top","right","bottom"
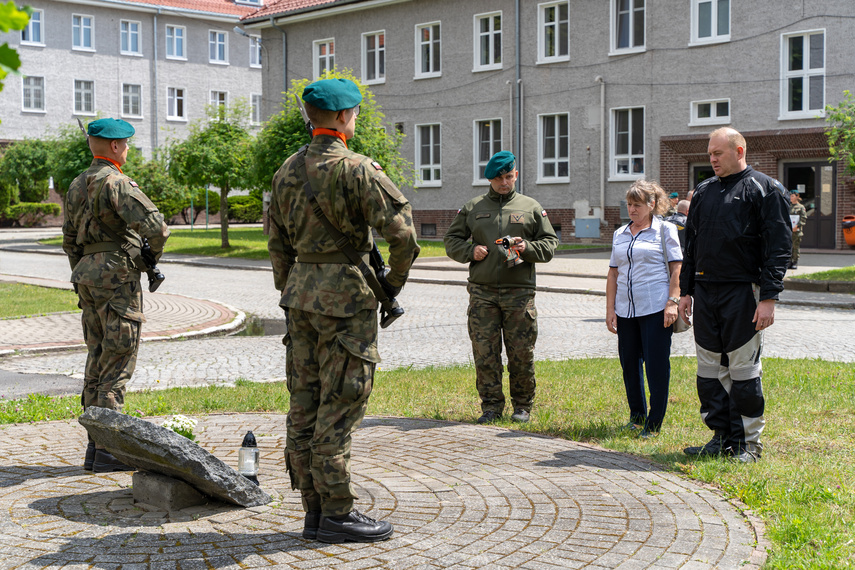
{"left": 162, "top": 414, "right": 198, "bottom": 441}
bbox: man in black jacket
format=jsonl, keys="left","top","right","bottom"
{"left": 677, "top": 127, "right": 791, "bottom": 463}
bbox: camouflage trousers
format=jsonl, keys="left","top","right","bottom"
{"left": 791, "top": 231, "right": 802, "bottom": 265}
{"left": 78, "top": 280, "right": 144, "bottom": 412}
{"left": 283, "top": 307, "right": 380, "bottom": 517}
{"left": 467, "top": 284, "right": 538, "bottom": 414}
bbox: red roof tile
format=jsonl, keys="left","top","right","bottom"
{"left": 241, "top": 0, "right": 340, "bottom": 21}
{"left": 120, "top": 0, "right": 261, "bottom": 18}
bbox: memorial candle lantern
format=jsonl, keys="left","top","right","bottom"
{"left": 238, "top": 431, "right": 260, "bottom": 485}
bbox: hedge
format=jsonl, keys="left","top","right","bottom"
{"left": 4, "top": 203, "right": 61, "bottom": 227}
{"left": 227, "top": 195, "right": 263, "bottom": 223}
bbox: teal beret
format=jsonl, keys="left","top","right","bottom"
{"left": 302, "top": 79, "right": 363, "bottom": 111}
{"left": 669, "top": 192, "right": 679, "bottom": 198}
{"left": 484, "top": 151, "right": 516, "bottom": 179}
{"left": 87, "top": 118, "right": 135, "bottom": 139}
{"left": 789, "top": 189, "right": 799, "bottom": 195}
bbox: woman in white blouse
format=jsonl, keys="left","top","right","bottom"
{"left": 606, "top": 180, "right": 683, "bottom": 438}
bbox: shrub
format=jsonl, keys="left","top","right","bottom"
{"left": 179, "top": 189, "right": 221, "bottom": 224}
{"left": 0, "top": 139, "right": 54, "bottom": 203}
{"left": 227, "top": 195, "right": 263, "bottom": 223}
{"left": 0, "top": 177, "right": 15, "bottom": 214}
{"left": 4, "top": 203, "right": 61, "bottom": 227}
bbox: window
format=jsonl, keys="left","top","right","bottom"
{"left": 611, "top": 107, "right": 645, "bottom": 178}
{"left": 781, "top": 30, "right": 825, "bottom": 119}
{"left": 251, "top": 93, "right": 262, "bottom": 124}
{"left": 313, "top": 38, "right": 334, "bottom": 78}
{"left": 167, "top": 87, "right": 185, "bottom": 120}
{"left": 235, "top": 0, "right": 261, "bottom": 5}
{"left": 415, "top": 22, "right": 441, "bottom": 79}
{"left": 611, "top": 0, "right": 644, "bottom": 54}
{"left": 166, "top": 25, "right": 186, "bottom": 59}
{"left": 690, "top": 0, "right": 730, "bottom": 45}
{"left": 210, "top": 90, "right": 227, "bottom": 108}
{"left": 416, "top": 124, "right": 441, "bottom": 186}
{"left": 22, "top": 76, "right": 45, "bottom": 112}
{"left": 122, "top": 83, "right": 142, "bottom": 117}
{"left": 690, "top": 99, "right": 730, "bottom": 126}
{"left": 21, "top": 9, "right": 43, "bottom": 45}
{"left": 538, "top": 114, "right": 569, "bottom": 182}
{"left": 209, "top": 30, "right": 228, "bottom": 64}
{"left": 474, "top": 119, "right": 502, "bottom": 181}
{"left": 362, "top": 31, "right": 385, "bottom": 84}
{"left": 121, "top": 20, "right": 141, "bottom": 55}
{"left": 474, "top": 12, "right": 502, "bottom": 71}
{"left": 74, "top": 80, "right": 95, "bottom": 114}
{"left": 72, "top": 14, "right": 94, "bottom": 50}
{"left": 250, "top": 36, "right": 262, "bottom": 67}
{"left": 538, "top": 2, "right": 568, "bottom": 63}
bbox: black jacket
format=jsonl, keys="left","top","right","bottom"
{"left": 680, "top": 167, "right": 791, "bottom": 301}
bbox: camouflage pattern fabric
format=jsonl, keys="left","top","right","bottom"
{"left": 267, "top": 134, "right": 419, "bottom": 516}
{"left": 468, "top": 284, "right": 538, "bottom": 414}
{"left": 63, "top": 158, "right": 169, "bottom": 412}
{"left": 789, "top": 202, "right": 807, "bottom": 265}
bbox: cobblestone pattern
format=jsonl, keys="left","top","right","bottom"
{"left": 0, "top": 414, "right": 762, "bottom": 569}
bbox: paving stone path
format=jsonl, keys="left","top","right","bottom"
{"left": 0, "top": 414, "right": 763, "bottom": 569}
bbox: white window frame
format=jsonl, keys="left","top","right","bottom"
{"left": 609, "top": 0, "right": 645, "bottom": 56}
{"left": 610, "top": 106, "right": 645, "bottom": 180}
{"left": 415, "top": 123, "right": 442, "bottom": 187}
{"left": 120, "top": 20, "right": 142, "bottom": 56}
{"left": 689, "top": 0, "right": 730, "bottom": 46}
{"left": 362, "top": 30, "right": 386, "bottom": 85}
{"left": 537, "top": 113, "right": 570, "bottom": 184}
{"left": 473, "top": 12, "right": 502, "bottom": 72}
{"left": 537, "top": 2, "right": 569, "bottom": 64}
{"left": 72, "top": 14, "right": 94, "bottom": 51}
{"left": 689, "top": 98, "right": 730, "bottom": 126}
{"left": 166, "top": 25, "right": 186, "bottom": 60}
{"left": 122, "top": 83, "right": 142, "bottom": 118}
{"left": 312, "top": 38, "right": 335, "bottom": 79}
{"left": 251, "top": 93, "right": 262, "bottom": 125}
{"left": 473, "top": 118, "right": 502, "bottom": 184}
{"left": 22, "top": 76, "right": 46, "bottom": 113}
{"left": 235, "top": 0, "right": 261, "bottom": 5}
{"left": 210, "top": 90, "right": 228, "bottom": 109}
{"left": 209, "top": 30, "right": 228, "bottom": 64}
{"left": 74, "top": 79, "right": 95, "bottom": 115}
{"left": 167, "top": 87, "right": 186, "bottom": 121}
{"left": 779, "top": 29, "right": 826, "bottom": 120}
{"left": 250, "top": 36, "right": 262, "bottom": 68}
{"left": 414, "top": 22, "right": 441, "bottom": 80}
{"left": 21, "top": 9, "right": 44, "bottom": 46}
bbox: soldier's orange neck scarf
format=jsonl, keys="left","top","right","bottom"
{"left": 94, "top": 156, "right": 124, "bottom": 174}
{"left": 313, "top": 128, "right": 348, "bottom": 148}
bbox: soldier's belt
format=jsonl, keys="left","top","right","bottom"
{"left": 298, "top": 252, "right": 370, "bottom": 264}
{"left": 83, "top": 242, "right": 123, "bottom": 255}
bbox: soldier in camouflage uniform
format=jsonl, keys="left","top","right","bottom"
{"left": 62, "top": 118, "right": 170, "bottom": 473}
{"left": 444, "top": 151, "right": 558, "bottom": 425}
{"left": 788, "top": 190, "right": 807, "bottom": 269}
{"left": 267, "top": 79, "right": 419, "bottom": 544}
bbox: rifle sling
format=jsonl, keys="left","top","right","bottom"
{"left": 88, "top": 176, "right": 146, "bottom": 269}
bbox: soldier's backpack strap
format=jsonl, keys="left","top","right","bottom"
{"left": 87, "top": 176, "right": 148, "bottom": 271}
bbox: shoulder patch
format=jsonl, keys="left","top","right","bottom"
{"left": 371, "top": 161, "right": 383, "bottom": 171}
{"left": 541, "top": 209, "right": 547, "bottom": 217}
{"left": 129, "top": 179, "right": 139, "bottom": 188}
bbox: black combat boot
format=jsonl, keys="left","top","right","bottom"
{"left": 83, "top": 441, "right": 96, "bottom": 471}
{"left": 317, "top": 510, "right": 393, "bottom": 543}
{"left": 302, "top": 511, "right": 321, "bottom": 540}
{"left": 92, "top": 450, "right": 135, "bottom": 473}
{"left": 683, "top": 431, "right": 728, "bottom": 457}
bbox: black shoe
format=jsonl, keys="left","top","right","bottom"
{"left": 83, "top": 442, "right": 96, "bottom": 471}
{"left": 302, "top": 511, "right": 321, "bottom": 540}
{"left": 726, "top": 446, "right": 761, "bottom": 463}
{"left": 684, "top": 432, "right": 727, "bottom": 457}
{"left": 510, "top": 409, "right": 530, "bottom": 423}
{"left": 621, "top": 421, "right": 643, "bottom": 432}
{"left": 317, "top": 510, "right": 393, "bottom": 544}
{"left": 476, "top": 410, "right": 502, "bottom": 424}
{"left": 92, "top": 450, "right": 135, "bottom": 473}
{"left": 791, "top": 264, "right": 798, "bottom": 270}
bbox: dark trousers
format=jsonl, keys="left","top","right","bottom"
{"left": 616, "top": 310, "right": 673, "bottom": 432}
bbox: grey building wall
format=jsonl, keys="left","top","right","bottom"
{"left": 0, "top": 0, "right": 263, "bottom": 156}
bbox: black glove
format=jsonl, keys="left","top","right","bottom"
{"left": 377, "top": 267, "right": 402, "bottom": 299}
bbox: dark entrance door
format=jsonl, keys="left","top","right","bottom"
{"left": 783, "top": 162, "right": 836, "bottom": 249}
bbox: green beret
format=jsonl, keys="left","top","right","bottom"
{"left": 302, "top": 78, "right": 363, "bottom": 111}
{"left": 484, "top": 151, "right": 516, "bottom": 179}
{"left": 87, "top": 118, "right": 135, "bottom": 139}
{"left": 789, "top": 189, "right": 799, "bottom": 195}
{"left": 669, "top": 192, "right": 679, "bottom": 198}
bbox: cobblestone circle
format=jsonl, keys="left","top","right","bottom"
{"left": 0, "top": 414, "right": 761, "bottom": 569}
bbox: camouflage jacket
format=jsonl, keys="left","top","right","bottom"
{"left": 789, "top": 202, "right": 807, "bottom": 235}
{"left": 267, "top": 134, "right": 420, "bottom": 317}
{"left": 444, "top": 188, "right": 558, "bottom": 289}
{"left": 62, "top": 158, "right": 170, "bottom": 289}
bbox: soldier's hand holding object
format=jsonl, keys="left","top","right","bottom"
{"left": 473, "top": 245, "right": 489, "bottom": 261}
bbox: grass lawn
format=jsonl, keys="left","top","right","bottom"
{"left": 1, "top": 356, "right": 852, "bottom": 568}
{"left": 793, "top": 266, "right": 855, "bottom": 281}
{"left": 0, "top": 282, "right": 80, "bottom": 318}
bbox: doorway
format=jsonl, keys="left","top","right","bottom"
{"left": 783, "top": 162, "right": 836, "bottom": 249}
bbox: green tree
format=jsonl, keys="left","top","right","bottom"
{"left": 0, "top": 1, "right": 29, "bottom": 103}
{"left": 251, "top": 68, "right": 414, "bottom": 193}
{"left": 124, "top": 149, "right": 189, "bottom": 221}
{"left": 0, "top": 138, "right": 53, "bottom": 202}
{"left": 826, "top": 90, "right": 855, "bottom": 175}
{"left": 169, "top": 102, "right": 253, "bottom": 248}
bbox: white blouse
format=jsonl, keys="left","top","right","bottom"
{"left": 609, "top": 217, "right": 683, "bottom": 318}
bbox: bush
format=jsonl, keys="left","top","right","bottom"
{"left": 4, "top": 203, "right": 61, "bottom": 227}
{"left": 0, "top": 177, "right": 15, "bottom": 213}
{"left": 0, "top": 139, "right": 54, "bottom": 203}
{"left": 179, "top": 189, "right": 221, "bottom": 224}
{"left": 227, "top": 195, "right": 263, "bottom": 223}
{"left": 124, "top": 152, "right": 188, "bottom": 221}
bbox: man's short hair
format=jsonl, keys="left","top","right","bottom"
{"left": 709, "top": 127, "right": 747, "bottom": 154}
{"left": 303, "top": 101, "right": 341, "bottom": 126}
